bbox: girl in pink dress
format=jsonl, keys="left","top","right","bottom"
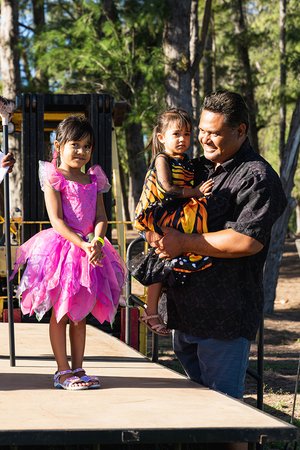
{"left": 11, "top": 115, "right": 126, "bottom": 390}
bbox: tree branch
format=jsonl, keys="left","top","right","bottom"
{"left": 18, "top": 21, "right": 35, "bottom": 32}
{"left": 190, "top": 0, "right": 212, "bottom": 78}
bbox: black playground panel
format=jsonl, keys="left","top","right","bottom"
{"left": 18, "top": 93, "right": 113, "bottom": 230}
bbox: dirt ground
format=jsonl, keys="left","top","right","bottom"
{"left": 144, "top": 238, "right": 300, "bottom": 437}
{"left": 244, "top": 238, "right": 300, "bottom": 426}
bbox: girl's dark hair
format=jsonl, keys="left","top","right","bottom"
{"left": 202, "top": 91, "right": 249, "bottom": 133}
{"left": 55, "top": 114, "right": 95, "bottom": 148}
{"left": 147, "top": 108, "right": 192, "bottom": 158}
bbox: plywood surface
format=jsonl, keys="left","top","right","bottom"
{"left": 0, "top": 323, "right": 297, "bottom": 445}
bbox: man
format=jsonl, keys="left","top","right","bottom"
{"left": 153, "top": 91, "right": 287, "bottom": 399}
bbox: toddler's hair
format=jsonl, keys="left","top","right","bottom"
{"left": 147, "top": 108, "right": 192, "bottom": 158}
{"left": 55, "top": 114, "right": 95, "bottom": 148}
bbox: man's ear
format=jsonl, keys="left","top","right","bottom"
{"left": 238, "top": 123, "right": 247, "bottom": 137}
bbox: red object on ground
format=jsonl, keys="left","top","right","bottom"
{"left": 120, "top": 307, "right": 139, "bottom": 350}
{"left": 2, "top": 308, "right": 22, "bottom": 323}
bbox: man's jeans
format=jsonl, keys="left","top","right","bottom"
{"left": 173, "top": 330, "right": 251, "bottom": 399}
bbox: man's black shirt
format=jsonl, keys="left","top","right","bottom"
{"left": 166, "top": 139, "right": 287, "bottom": 340}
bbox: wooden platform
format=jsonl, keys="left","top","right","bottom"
{"left": 0, "top": 323, "right": 297, "bottom": 448}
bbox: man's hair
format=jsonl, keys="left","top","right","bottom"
{"left": 202, "top": 91, "right": 249, "bottom": 133}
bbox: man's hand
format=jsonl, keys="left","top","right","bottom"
{"left": 154, "top": 227, "right": 184, "bottom": 259}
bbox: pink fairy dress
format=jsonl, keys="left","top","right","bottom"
{"left": 11, "top": 162, "right": 126, "bottom": 325}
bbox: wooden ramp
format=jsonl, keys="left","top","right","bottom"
{"left": 0, "top": 323, "right": 297, "bottom": 448}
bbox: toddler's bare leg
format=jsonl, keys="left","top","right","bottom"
{"left": 147, "top": 282, "right": 162, "bottom": 317}
{"left": 141, "top": 283, "right": 170, "bottom": 335}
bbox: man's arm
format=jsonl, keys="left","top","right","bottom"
{"left": 154, "top": 227, "right": 263, "bottom": 259}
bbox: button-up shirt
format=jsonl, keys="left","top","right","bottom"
{"left": 166, "top": 139, "right": 287, "bottom": 340}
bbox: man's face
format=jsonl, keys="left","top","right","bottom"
{"left": 198, "top": 110, "right": 247, "bottom": 166}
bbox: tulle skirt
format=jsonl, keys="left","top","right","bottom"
{"left": 11, "top": 228, "right": 126, "bottom": 324}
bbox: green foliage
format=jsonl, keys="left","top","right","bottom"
{"left": 17, "top": 0, "right": 300, "bottom": 198}
{"left": 18, "top": 0, "right": 166, "bottom": 174}
{"left": 200, "top": 0, "right": 300, "bottom": 202}
{"left": 31, "top": 1, "right": 165, "bottom": 117}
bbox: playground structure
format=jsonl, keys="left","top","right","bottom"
{"left": 13, "top": 93, "right": 115, "bottom": 230}
{"left": 0, "top": 93, "right": 129, "bottom": 261}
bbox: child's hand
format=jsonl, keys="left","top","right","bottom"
{"left": 81, "top": 241, "right": 94, "bottom": 260}
{"left": 89, "top": 238, "right": 105, "bottom": 267}
{"left": 197, "top": 179, "right": 214, "bottom": 197}
{"left": 145, "top": 231, "right": 163, "bottom": 247}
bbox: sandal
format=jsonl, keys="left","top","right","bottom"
{"left": 53, "top": 369, "right": 89, "bottom": 391}
{"left": 139, "top": 311, "right": 171, "bottom": 337}
{"left": 73, "top": 368, "right": 101, "bottom": 389}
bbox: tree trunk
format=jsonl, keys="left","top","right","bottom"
{"left": 125, "top": 122, "right": 147, "bottom": 220}
{"left": 102, "top": 0, "right": 118, "bottom": 21}
{"left": 279, "top": 0, "right": 287, "bottom": 161}
{"left": 189, "top": 0, "right": 212, "bottom": 158}
{"left": 0, "top": 0, "right": 20, "bottom": 98}
{"left": 190, "top": 0, "right": 201, "bottom": 157}
{"left": 296, "top": 201, "right": 300, "bottom": 236}
{"left": 232, "top": 0, "right": 259, "bottom": 154}
{"left": 32, "top": 0, "right": 49, "bottom": 91}
{"left": 164, "top": 0, "right": 212, "bottom": 157}
{"left": 263, "top": 97, "right": 300, "bottom": 313}
{"left": 163, "top": 0, "right": 192, "bottom": 114}
{"left": 0, "top": 0, "right": 21, "bottom": 217}
{"left": 203, "top": 22, "right": 214, "bottom": 97}
{"left": 96, "top": 0, "right": 118, "bottom": 38}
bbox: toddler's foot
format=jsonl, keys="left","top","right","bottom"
{"left": 139, "top": 311, "right": 171, "bottom": 337}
